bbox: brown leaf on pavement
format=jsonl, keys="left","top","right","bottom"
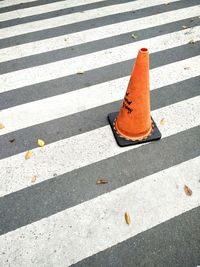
{"left": 125, "top": 212, "right": 131, "bottom": 225}
{"left": 160, "top": 118, "right": 166, "bottom": 125}
{"left": 25, "top": 150, "right": 33, "bottom": 160}
{"left": 31, "top": 175, "right": 37, "bottom": 183}
{"left": 96, "top": 179, "right": 108, "bottom": 184}
{"left": 0, "top": 123, "right": 5, "bottom": 129}
{"left": 184, "top": 185, "right": 192, "bottom": 196}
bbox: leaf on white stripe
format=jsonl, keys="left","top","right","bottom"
{"left": 25, "top": 150, "right": 33, "bottom": 160}
{"left": 125, "top": 212, "right": 131, "bottom": 225}
{"left": 31, "top": 175, "right": 37, "bottom": 183}
{"left": 184, "top": 185, "right": 193, "bottom": 196}
{"left": 160, "top": 118, "right": 167, "bottom": 125}
{"left": 0, "top": 123, "right": 5, "bottom": 129}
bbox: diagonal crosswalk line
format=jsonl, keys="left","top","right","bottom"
{"left": 0, "top": 5, "right": 199, "bottom": 63}
{"left": 0, "top": 96, "right": 199, "bottom": 197}
{"left": 0, "top": 56, "right": 199, "bottom": 136}
{"left": 0, "top": 0, "right": 181, "bottom": 39}
{"left": 1, "top": 26, "right": 199, "bottom": 92}
{"left": 0, "top": 156, "right": 199, "bottom": 266}
{"left": 0, "top": 0, "right": 105, "bottom": 22}
{"left": 0, "top": 0, "right": 37, "bottom": 9}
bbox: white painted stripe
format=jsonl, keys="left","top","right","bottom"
{"left": 0, "top": 0, "right": 37, "bottom": 9}
{"left": 0, "top": 96, "right": 199, "bottom": 197}
{"left": 0, "top": 0, "right": 181, "bottom": 39}
{"left": 0, "top": 0, "right": 105, "bottom": 22}
{"left": 1, "top": 5, "right": 199, "bottom": 63}
{"left": 0, "top": 56, "right": 199, "bottom": 136}
{"left": 1, "top": 26, "right": 199, "bottom": 92}
{"left": 0, "top": 157, "right": 199, "bottom": 266}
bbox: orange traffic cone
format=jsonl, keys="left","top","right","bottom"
{"left": 108, "top": 48, "right": 161, "bottom": 147}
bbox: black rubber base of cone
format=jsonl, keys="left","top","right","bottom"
{"left": 107, "top": 112, "right": 161, "bottom": 147}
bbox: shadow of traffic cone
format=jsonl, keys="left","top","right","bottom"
{"left": 108, "top": 48, "right": 161, "bottom": 147}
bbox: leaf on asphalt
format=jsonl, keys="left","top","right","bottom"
{"left": 96, "top": 179, "right": 108, "bottom": 184}
{"left": 131, "top": 33, "right": 137, "bottom": 39}
{"left": 184, "top": 185, "right": 192, "bottom": 196}
{"left": 0, "top": 123, "right": 5, "bottom": 129}
{"left": 37, "top": 139, "right": 45, "bottom": 147}
{"left": 31, "top": 175, "right": 37, "bottom": 183}
{"left": 125, "top": 212, "right": 131, "bottom": 225}
{"left": 77, "top": 70, "right": 85, "bottom": 74}
{"left": 25, "top": 150, "right": 33, "bottom": 160}
{"left": 182, "top": 25, "right": 187, "bottom": 29}
{"left": 9, "top": 139, "right": 15, "bottom": 143}
{"left": 188, "top": 39, "right": 195, "bottom": 44}
{"left": 160, "top": 118, "right": 166, "bottom": 125}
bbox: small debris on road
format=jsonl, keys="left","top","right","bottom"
{"left": 31, "top": 175, "right": 37, "bottom": 183}
{"left": 131, "top": 33, "right": 137, "bottom": 39}
{"left": 0, "top": 123, "right": 5, "bottom": 129}
{"left": 25, "top": 150, "right": 33, "bottom": 160}
{"left": 9, "top": 139, "right": 15, "bottom": 143}
{"left": 160, "top": 118, "right": 166, "bottom": 125}
{"left": 184, "top": 185, "right": 192, "bottom": 196}
{"left": 125, "top": 212, "right": 131, "bottom": 225}
{"left": 37, "top": 139, "right": 45, "bottom": 147}
{"left": 96, "top": 179, "right": 108, "bottom": 184}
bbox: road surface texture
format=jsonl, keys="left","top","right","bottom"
{"left": 0, "top": 0, "right": 200, "bottom": 266}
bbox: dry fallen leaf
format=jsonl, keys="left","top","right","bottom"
{"left": 184, "top": 185, "right": 192, "bottom": 196}
{"left": 25, "top": 150, "right": 33, "bottom": 160}
{"left": 77, "top": 70, "right": 85, "bottom": 74}
{"left": 0, "top": 123, "right": 5, "bottom": 129}
{"left": 160, "top": 118, "right": 166, "bottom": 125}
{"left": 96, "top": 179, "right": 108, "bottom": 184}
{"left": 125, "top": 212, "right": 131, "bottom": 225}
{"left": 37, "top": 139, "right": 45, "bottom": 147}
{"left": 131, "top": 33, "right": 137, "bottom": 39}
{"left": 31, "top": 175, "right": 37, "bottom": 183}
{"left": 9, "top": 139, "right": 15, "bottom": 143}
{"left": 182, "top": 25, "right": 187, "bottom": 29}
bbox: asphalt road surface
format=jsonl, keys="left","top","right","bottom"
{"left": 0, "top": 0, "right": 200, "bottom": 266}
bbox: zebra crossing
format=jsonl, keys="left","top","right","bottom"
{"left": 0, "top": 0, "right": 200, "bottom": 266}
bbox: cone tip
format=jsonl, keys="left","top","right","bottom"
{"left": 140, "top": 48, "right": 148, "bottom": 53}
